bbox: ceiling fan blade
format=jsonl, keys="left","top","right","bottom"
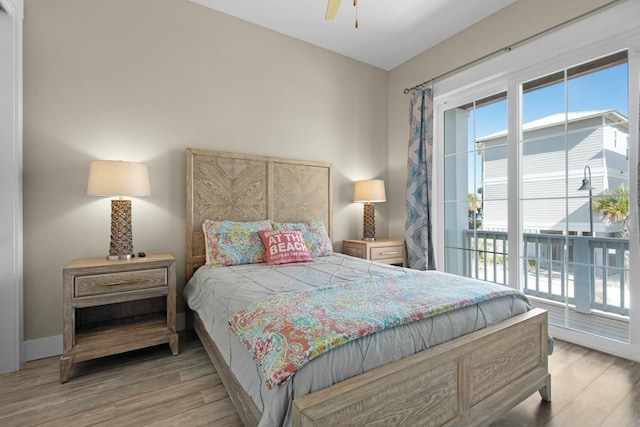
{"left": 325, "top": 0, "right": 342, "bottom": 20}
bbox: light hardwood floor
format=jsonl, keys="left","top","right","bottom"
{"left": 1, "top": 333, "right": 638, "bottom": 427}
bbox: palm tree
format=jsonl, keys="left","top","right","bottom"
{"left": 592, "top": 185, "right": 629, "bottom": 236}
{"left": 468, "top": 193, "right": 482, "bottom": 229}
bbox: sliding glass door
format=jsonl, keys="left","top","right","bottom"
{"left": 442, "top": 51, "right": 632, "bottom": 343}
{"left": 444, "top": 94, "right": 508, "bottom": 285}
{"left": 520, "top": 52, "right": 630, "bottom": 341}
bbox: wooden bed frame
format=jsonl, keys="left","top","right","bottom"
{"left": 185, "top": 148, "right": 551, "bottom": 427}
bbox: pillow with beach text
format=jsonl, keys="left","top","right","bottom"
{"left": 258, "top": 229, "right": 314, "bottom": 266}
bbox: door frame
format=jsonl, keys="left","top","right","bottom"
{"left": 0, "top": 0, "right": 24, "bottom": 374}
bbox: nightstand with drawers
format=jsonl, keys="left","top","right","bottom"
{"left": 342, "top": 239, "right": 406, "bottom": 267}
{"left": 60, "top": 252, "right": 178, "bottom": 382}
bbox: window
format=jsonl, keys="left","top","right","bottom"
{"left": 520, "top": 53, "right": 630, "bottom": 342}
{"left": 444, "top": 93, "right": 508, "bottom": 284}
{"left": 434, "top": 2, "right": 639, "bottom": 359}
{"left": 443, "top": 52, "right": 631, "bottom": 341}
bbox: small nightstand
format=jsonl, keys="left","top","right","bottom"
{"left": 60, "top": 252, "right": 178, "bottom": 382}
{"left": 342, "top": 239, "right": 406, "bottom": 267}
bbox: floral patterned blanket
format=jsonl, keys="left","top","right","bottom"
{"left": 229, "top": 272, "right": 528, "bottom": 389}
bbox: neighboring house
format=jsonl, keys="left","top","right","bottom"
{"left": 478, "top": 110, "right": 629, "bottom": 236}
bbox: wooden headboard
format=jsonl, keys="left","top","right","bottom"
{"left": 185, "top": 148, "right": 333, "bottom": 280}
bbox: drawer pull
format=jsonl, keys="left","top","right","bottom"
{"left": 380, "top": 251, "right": 399, "bottom": 255}
{"left": 100, "top": 278, "right": 150, "bottom": 287}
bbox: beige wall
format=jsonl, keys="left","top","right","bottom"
{"left": 23, "top": 0, "right": 388, "bottom": 341}
{"left": 386, "top": 0, "right": 614, "bottom": 241}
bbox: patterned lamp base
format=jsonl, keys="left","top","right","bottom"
{"left": 108, "top": 199, "right": 134, "bottom": 260}
{"left": 362, "top": 203, "right": 376, "bottom": 241}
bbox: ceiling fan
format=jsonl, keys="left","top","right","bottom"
{"left": 325, "top": 0, "right": 359, "bottom": 28}
{"left": 325, "top": 0, "right": 342, "bottom": 20}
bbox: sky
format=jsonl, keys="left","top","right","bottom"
{"left": 473, "top": 63, "right": 629, "bottom": 140}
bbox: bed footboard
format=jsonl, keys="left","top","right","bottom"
{"left": 292, "top": 308, "right": 550, "bottom": 427}
{"left": 193, "top": 307, "right": 549, "bottom": 427}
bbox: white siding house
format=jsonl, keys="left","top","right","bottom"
{"left": 478, "top": 110, "right": 629, "bottom": 236}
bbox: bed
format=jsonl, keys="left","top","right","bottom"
{"left": 184, "top": 148, "right": 551, "bottom": 427}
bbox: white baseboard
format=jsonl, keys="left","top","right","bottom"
{"left": 25, "top": 334, "right": 62, "bottom": 362}
{"left": 25, "top": 312, "right": 187, "bottom": 362}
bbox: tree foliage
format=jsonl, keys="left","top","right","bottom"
{"left": 592, "top": 185, "right": 629, "bottom": 236}
{"left": 468, "top": 193, "right": 482, "bottom": 229}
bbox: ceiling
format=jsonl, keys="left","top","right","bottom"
{"left": 190, "top": 0, "right": 517, "bottom": 71}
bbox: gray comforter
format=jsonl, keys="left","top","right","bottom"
{"left": 184, "top": 254, "right": 532, "bottom": 427}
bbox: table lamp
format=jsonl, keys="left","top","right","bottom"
{"left": 353, "top": 179, "right": 386, "bottom": 241}
{"left": 87, "top": 160, "right": 151, "bottom": 260}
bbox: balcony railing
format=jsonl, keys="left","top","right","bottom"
{"left": 463, "top": 230, "right": 629, "bottom": 317}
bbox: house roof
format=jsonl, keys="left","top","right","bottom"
{"left": 477, "top": 110, "right": 629, "bottom": 141}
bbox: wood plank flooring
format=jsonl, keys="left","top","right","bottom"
{"left": 1, "top": 333, "right": 638, "bottom": 426}
{"left": 0, "top": 333, "right": 242, "bottom": 427}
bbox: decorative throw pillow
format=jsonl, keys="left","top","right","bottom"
{"left": 258, "top": 229, "right": 314, "bottom": 266}
{"left": 202, "top": 220, "right": 272, "bottom": 267}
{"left": 270, "top": 220, "right": 333, "bottom": 257}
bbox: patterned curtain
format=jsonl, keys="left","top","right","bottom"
{"left": 405, "top": 87, "right": 435, "bottom": 270}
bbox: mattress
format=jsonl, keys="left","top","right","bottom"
{"left": 184, "top": 254, "right": 532, "bottom": 427}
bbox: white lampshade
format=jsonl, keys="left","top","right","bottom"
{"left": 353, "top": 179, "right": 386, "bottom": 203}
{"left": 87, "top": 160, "right": 151, "bottom": 197}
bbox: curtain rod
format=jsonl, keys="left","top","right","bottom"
{"left": 403, "top": 0, "right": 624, "bottom": 94}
